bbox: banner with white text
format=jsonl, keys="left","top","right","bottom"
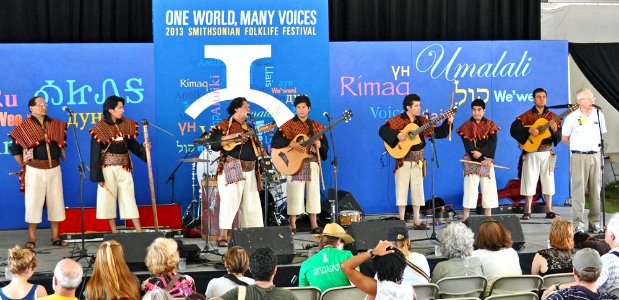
{"left": 330, "top": 41, "right": 569, "bottom": 214}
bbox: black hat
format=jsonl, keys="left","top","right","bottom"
{"left": 387, "top": 226, "right": 409, "bottom": 241}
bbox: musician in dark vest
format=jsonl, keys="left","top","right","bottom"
{"left": 510, "top": 88, "right": 561, "bottom": 220}
{"left": 457, "top": 99, "right": 500, "bottom": 221}
{"left": 208, "top": 97, "right": 264, "bottom": 247}
{"left": 89, "top": 95, "right": 149, "bottom": 233}
{"left": 271, "top": 95, "right": 328, "bottom": 235}
{"left": 9, "top": 96, "right": 68, "bottom": 249}
{"left": 378, "top": 94, "right": 453, "bottom": 230}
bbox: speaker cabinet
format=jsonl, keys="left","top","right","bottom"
{"left": 346, "top": 220, "right": 407, "bottom": 253}
{"left": 464, "top": 214, "right": 525, "bottom": 250}
{"left": 230, "top": 226, "right": 295, "bottom": 264}
{"left": 103, "top": 232, "right": 165, "bottom": 271}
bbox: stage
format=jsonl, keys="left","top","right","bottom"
{"left": 0, "top": 205, "right": 608, "bottom": 294}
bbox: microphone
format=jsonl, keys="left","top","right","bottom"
{"left": 8, "top": 171, "right": 20, "bottom": 175}
{"left": 246, "top": 112, "right": 253, "bottom": 118}
{"left": 62, "top": 106, "right": 74, "bottom": 115}
{"left": 424, "top": 110, "right": 430, "bottom": 118}
{"left": 323, "top": 111, "right": 331, "bottom": 120}
{"left": 592, "top": 104, "right": 602, "bottom": 110}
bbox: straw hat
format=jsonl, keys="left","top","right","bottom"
{"left": 315, "top": 223, "right": 355, "bottom": 244}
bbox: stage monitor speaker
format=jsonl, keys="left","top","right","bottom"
{"left": 230, "top": 226, "right": 295, "bottom": 264}
{"left": 346, "top": 220, "right": 407, "bottom": 253}
{"left": 464, "top": 214, "right": 525, "bottom": 250}
{"left": 103, "top": 232, "right": 165, "bottom": 271}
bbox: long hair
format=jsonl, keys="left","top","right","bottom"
{"left": 85, "top": 240, "right": 141, "bottom": 300}
{"left": 474, "top": 218, "right": 512, "bottom": 251}
{"left": 549, "top": 218, "right": 574, "bottom": 251}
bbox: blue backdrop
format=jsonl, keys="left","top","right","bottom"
{"left": 0, "top": 44, "right": 156, "bottom": 230}
{"left": 329, "top": 41, "right": 570, "bottom": 214}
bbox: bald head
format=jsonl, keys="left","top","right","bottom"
{"left": 54, "top": 259, "right": 83, "bottom": 290}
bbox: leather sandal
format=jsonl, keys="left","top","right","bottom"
{"left": 546, "top": 211, "right": 559, "bottom": 219}
{"left": 413, "top": 223, "right": 428, "bottom": 230}
{"left": 52, "top": 239, "right": 68, "bottom": 247}
{"left": 217, "top": 239, "right": 229, "bottom": 247}
{"left": 521, "top": 212, "right": 531, "bottom": 220}
{"left": 24, "top": 241, "right": 36, "bottom": 249}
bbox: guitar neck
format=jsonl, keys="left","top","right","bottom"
{"left": 539, "top": 106, "right": 577, "bottom": 131}
{"left": 300, "top": 117, "right": 345, "bottom": 147}
{"left": 410, "top": 115, "right": 445, "bottom": 136}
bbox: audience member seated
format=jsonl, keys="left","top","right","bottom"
{"left": 205, "top": 246, "right": 255, "bottom": 298}
{"left": 341, "top": 240, "right": 415, "bottom": 300}
{"left": 471, "top": 218, "right": 522, "bottom": 294}
{"left": 543, "top": 248, "right": 619, "bottom": 300}
{"left": 39, "top": 259, "right": 83, "bottom": 300}
{"left": 431, "top": 222, "right": 483, "bottom": 283}
{"left": 387, "top": 226, "right": 430, "bottom": 284}
{"left": 544, "top": 214, "right": 619, "bottom": 295}
{"left": 531, "top": 218, "right": 576, "bottom": 276}
{"left": 298, "top": 223, "right": 355, "bottom": 291}
{"left": 142, "top": 289, "right": 174, "bottom": 300}
{"left": 0, "top": 246, "right": 47, "bottom": 299}
{"left": 212, "top": 247, "right": 297, "bottom": 300}
{"left": 142, "top": 238, "right": 197, "bottom": 297}
{"left": 574, "top": 231, "right": 611, "bottom": 256}
{"left": 84, "top": 240, "right": 141, "bottom": 300}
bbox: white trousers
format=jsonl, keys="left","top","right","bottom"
{"left": 96, "top": 166, "right": 139, "bottom": 220}
{"left": 24, "top": 165, "right": 66, "bottom": 223}
{"left": 462, "top": 168, "right": 498, "bottom": 209}
{"left": 395, "top": 161, "right": 425, "bottom": 206}
{"left": 217, "top": 170, "right": 264, "bottom": 230}
{"left": 520, "top": 151, "right": 555, "bottom": 196}
{"left": 286, "top": 162, "right": 321, "bottom": 215}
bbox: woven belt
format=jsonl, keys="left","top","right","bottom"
{"left": 102, "top": 152, "right": 131, "bottom": 167}
{"left": 571, "top": 150, "right": 598, "bottom": 154}
{"left": 27, "top": 159, "right": 59, "bottom": 169}
{"left": 240, "top": 159, "right": 256, "bottom": 172}
{"left": 536, "top": 144, "right": 553, "bottom": 152}
{"left": 403, "top": 149, "right": 424, "bottom": 162}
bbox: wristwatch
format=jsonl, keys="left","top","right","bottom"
{"left": 555, "top": 283, "right": 561, "bottom": 291}
{"left": 367, "top": 249, "right": 375, "bottom": 257}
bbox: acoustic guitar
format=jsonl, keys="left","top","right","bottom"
{"left": 222, "top": 121, "right": 276, "bottom": 151}
{"left": 271, "top": 110, "right": 352, "bottom": 175}
{"left": 519, "top": 103, "right": 580, "bottom": 153}
{"left": 384, "top": 107, "right": 458, "bottom": 159}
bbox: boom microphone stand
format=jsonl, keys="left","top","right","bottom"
{"left": 64, "top": 108, "right": 93, "bottom": 262}
{"left": 412, "top": 111, "right": 440, "bottom": 243}
{"left": 324, "top": 112, "right": 339, "bottom": 223}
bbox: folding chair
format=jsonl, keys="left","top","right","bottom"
{"left": 485, "top": 292, "right": 539, "bottom": 300}
{"left": 320, "top": 286, "right": 366, "bottom": 300}
{"left": 284, "top": 286, "right": 322, "bottom": 300}
{"left": 436, "top": 275, "right": 487, "bottom": 299}
{"left": 413, "top": 283, "right": 440, "bottom": 300}
{"left": 541, "top": 273, "right": 574, "bottom": 290}
{"left": 607, "top": 286, "right": 619, "bottom": 296}
{"left": 487, "top": 275, "right": 543, "bottom": 296}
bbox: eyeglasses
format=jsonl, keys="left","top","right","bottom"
{"left": 35, "top": 103, "right": 47, "bottom": 108}
{"left": 577, "top": 97, "right": 596, "bottom": 101}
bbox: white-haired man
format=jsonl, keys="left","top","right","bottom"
{"left": 40, "top": 259, "right": 83, "bottom": 300}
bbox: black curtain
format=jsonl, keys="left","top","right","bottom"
{"left": 0, "top": 0, "right": 539, "bottom": 43}
{"left": 570, "top": 43, "right": 619, "bottom": 111}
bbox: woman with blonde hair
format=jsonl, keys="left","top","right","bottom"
{"left": 0, "top": 246, "right": 47, "bottom": 299}
{"left": 84, "top": 240, "right": 141, "bottom": 300}
{"left": 387, "top": 226, "right": 430, "bottom": 284}
{"left": 142, "top": 238, "right": 196, "bottom": 297}
{"left": 205, "top": 246, "right": 255, "bottom": 298}
{"left": 531, "top": 218, "right": 575, "bottom": 275}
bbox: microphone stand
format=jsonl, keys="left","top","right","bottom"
{"left": 325, "top": 113, "right": 339, "bottom": 223}
{"left": 246, "top": 114, "right": 270, "bottom": 227}
{"left": 596, "top": 107, "right": 607, "bottom": 229}
{"left": 412, "top": 112, "right": 440, "bottom": 243}
{"left": 165, "top": 146, "right": 196, "bottom": 204}
{"left": 65, "top": 110, "right": 93, "bottom": 262}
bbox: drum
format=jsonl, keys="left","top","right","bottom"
{"left": 338, "top": 210, "right": 362, "bottom": 226}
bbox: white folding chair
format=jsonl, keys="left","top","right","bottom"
{"left": 607, "top": 286, "right": 619, "bottom": 296}
{"left": 488, "top": 275, "right": 543, "bottom": 296}
{"left": 541, "top": 273, "right": 574, "bottom": 290}
{"left": 320, "top": 286, "right": 367, "bottom": 300}
{"left": 284, "top": 286, "right": 322, "bottom": 300}
{"left": 436, "top": 275, "right": 487, "bottom": 299}
{"left": 485, "top": 292, "right": 539, "bottom": 300}
{"left": 413, "top": 283, "right": 440, "bottom": 300}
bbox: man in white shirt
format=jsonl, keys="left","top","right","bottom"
{"left": 562, "top": 88, "right": 607, "bottom": 233}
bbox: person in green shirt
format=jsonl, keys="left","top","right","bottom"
{"left": 299, "top": 223, "right": 355, "bottom": 291}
